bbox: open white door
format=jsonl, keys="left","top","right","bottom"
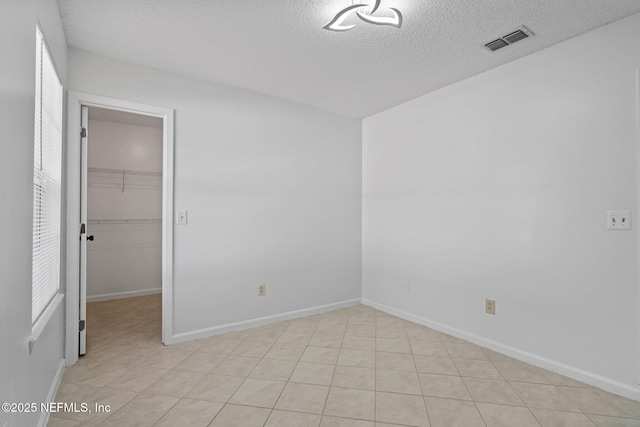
{"left": 79, "top": 105, "right": 89, "bottom": 355}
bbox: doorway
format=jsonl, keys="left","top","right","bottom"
{"left": 82, "top": 106, "right": 164, "bottom": 355}
{"left": 65, "top": 92, "right": 175, "bottom": 366}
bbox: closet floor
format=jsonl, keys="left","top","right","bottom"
{"left": 49, "top": 295, "right": 640, "bottom": 426}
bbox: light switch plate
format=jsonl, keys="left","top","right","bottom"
{"left": 177, "top": 210, "right": 188, "bottom": 225}
{"left": 607, "top": 210, "right": 631, "bottom": 230}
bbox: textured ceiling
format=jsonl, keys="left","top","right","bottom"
{"left": 57, "top": 0, "right": 640, "bottom": 118}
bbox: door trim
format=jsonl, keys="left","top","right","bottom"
{"left": 65, "top": 91, "right": 175, "bottom": 366}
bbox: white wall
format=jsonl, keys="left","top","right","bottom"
{"left": 68, "top": 49, "right": 363, "bottom": 337}
{"left": 87, "top": 118, "right": 163, "bottom": 300}
{"left": 0, "top": 1, "right": 68, "bottom": 426}
{"left": 363, "top": 13, "right": 640, "bottom": 398}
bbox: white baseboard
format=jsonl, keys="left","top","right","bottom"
{"left": 169, "top": 298, "right": 362, "bottom": 345}
{"left": 87, "top": 288, "right": 161, "bottom": 302}
{"left": 362, "top": 298, "right": 640, "bottom": 402}
{"left": 38, "top": 358, "right": 65, "bottom": 427}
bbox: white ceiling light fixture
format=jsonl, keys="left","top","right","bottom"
{"left": 323, "top": 0, "right": 403, "bottom": 32}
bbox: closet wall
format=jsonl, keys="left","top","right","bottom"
{"left": 87, "top": 107, "right": 163, "bottom": 301}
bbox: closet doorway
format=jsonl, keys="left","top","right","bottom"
{"left": 83, "top": 107, "right": 163, "bottom": 355}
{"left": 66, "top": 92, "right": 174, "bottom": 365}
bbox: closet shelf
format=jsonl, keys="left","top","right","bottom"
{"left": 88, "top": 219, "right": 162, "bottom": 224}
{"left": 88, "top": 167, "right": 162, "bottom": 192}
{"left": 88, "top": 167, "right": 162, "bottom": 177}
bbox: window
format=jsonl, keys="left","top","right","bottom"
{"left": 32, "top": 27, "right": 63, "bottom": 326}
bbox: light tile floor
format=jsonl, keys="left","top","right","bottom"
{"left": 48, "top": 294, "right": 640, "bottom": 427}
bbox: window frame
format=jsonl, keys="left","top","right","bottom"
{"left": 30, "top": 24, "right": 64, "bottom": 354}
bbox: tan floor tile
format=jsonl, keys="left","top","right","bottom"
{"left": 52, "top": 384, "right": 137, "bottom": 424}
{"left": 414, "top": 355, "right": 458, "bottom": 376}
{"left": 510, "top": 382, "right": 580, "bottom": 412}
{"left": 529, "top": 408, "right": 596, "bottom": 427}
{"left": 332, "top": 365, "right": 375, "bottom": 390}
{"left": 264, "top": 343, "right": 307, "bottom": 361}
{"left": 439, "top": 334, "right": 468, "bottom": 344}
{"left": 376, "top": 318, "right": 405, "bottom": 328}
{"left": 184, "top": 374, "right": 244, "bottom": 402}
{"left": 170, "top": 339, "right": 207, "bottom": 353}
{"left": 492, "top": 361, "right": 549, "bottom": 383}
{"left": 301, "top": 346, "right": 341, "bottom": 365}
{"left": 320, "top": 416, "right": 374, "bottom": 426}
{"left": 290, "top": 362, "right": 335, "bottom": 386}
{"left": 377, "top": 369, "right": 422, "bottom": 395}
{"left": 419, "top": 373, "right": 471, "bottom": 400}
{"left": 173, "top": 352, "right": 225, "bottom": 373}
{"left": 228, "top": 378, "right": 286, "bottom": 408}
{"left": 540, "top": 370, "right": 589, "bottom": 388}
{"left": 621, "top": 398, "right": 640, "bottom": 417}
{"left": 265, "top": 410, "right": 322, "bottom": 427}
{"left": 137, "top": 349, "right": 192, "bottom": 369}
{"left": 209, "top": 404, "right": 271, "bottom": 427}
{"left": 105, "top": 366, "right": 169, "bottom": 392}
{"left": 376, "top": 352, "right": 416, "bottom": 372}
{"left": 453, "top": 359, "right": 501, "bottom": 379}
{"left": 481, "top": 348, "right": 516, "bottom": 362}
{"left": 476, "top": 402, "right": 540, "bottom": 427}
{"left": 275, "top": 382, "right": 329, "bottom": 414}
{"left": 424, "top": 397, "right": 485, "bottom": 427}
{"left": 587, "top": 414, "right": 640, "bottom": 426}
{"left": 153, "top": 398, "right": 223, "bottom": 427}
{"left": 346, "top": 324, "right": 376, "bottom": 337}
{"left": 46, "top": 418, "right": 87, "bottom": 427}
{"left": 376, "top": 391, "right": 429, "bottom": 427}
{"left": 324, "top": 387, "right": 375, "bottom": 420}
{"left": 61, "top": 362, "right": 130, "bottom": 388}
{"left": 199, "top": 339, "right": 243, "bottom": 356}
{"left": 277, "top": 330, "right": 314, "bottom": 345}
{"left": 347, "top": 317, "right": 376, "bottom": 327}
{"left": 249, "top": 358, "right": 297, "bottom": 381}
{"left": 410, "top": 340, "right": 449, "bottom": 357}
{"left": 376, "top": 326, "right": 407, "bottom": 339}
{"left": 101, "top": 393, "right": 178, "bottom": 427}
{"left": 559, "top": 387, "right": 639, "bottom": 418}
{"left": 61, "top": 300, "right": 637, "bottom": 426}
{"left": 210, "top": 356, "right": 260, "bottom": 377}
{"left": 142, "top": 369, "right": 205, "bottom": 397}
{"left": 310, "top": 333, "right": 345, "bottom": 348}
{"left": 444, "top": 343, "right": 488, "bottom": 360}
{"left": 337, "top": 349, "right": 375, "bottom": 368}
{"left": 463, "top": 377, "right": 523, "bottom": 406}
{"left": 377, "top": 338, "right": 411, "bottom": 354}
{"left": 47, "top": 416, "right": 92, "bottom": 427}
{"left": 230, "top": 340, "right": 274, "bottom": 358}
{"left": 342, "top": 336, "right": 376, "bottom": 351}
{"left": 406, "top": 327, "right": 442, "bottom": 342}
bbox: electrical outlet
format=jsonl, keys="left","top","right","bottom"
{"left": 485, "top": 299, "right": 495, "bottom": 315}
{"left": 403, "top": 283, "right": 410, "bottom": 293}
{"left": 607, "top": 210, "right": 631, "bottom": 230}
{"left": 258, "top": 284, "right": 266, "bottom": 296}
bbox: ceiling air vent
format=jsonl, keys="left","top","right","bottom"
{"left": 484, "top": 26, "right": 534, "bottom": 52}
{"left": 485, "top": 39, "right": 509, "bottom": 52}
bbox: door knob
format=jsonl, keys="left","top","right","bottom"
{"left": 87, "top": 235, "right": 94, "bottom": 241}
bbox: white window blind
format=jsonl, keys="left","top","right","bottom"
{"left": 32, "top": 27, "right": 63, "bottom": 325}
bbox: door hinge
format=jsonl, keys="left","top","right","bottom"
{"left": 81, "top": 127, "right": 87, "bottom": 138}
{"left": 79, "top": 320, "right": 85, "bottom": 332}
{"left": 80, "top": 223, "right": 86, "bottom": 241}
